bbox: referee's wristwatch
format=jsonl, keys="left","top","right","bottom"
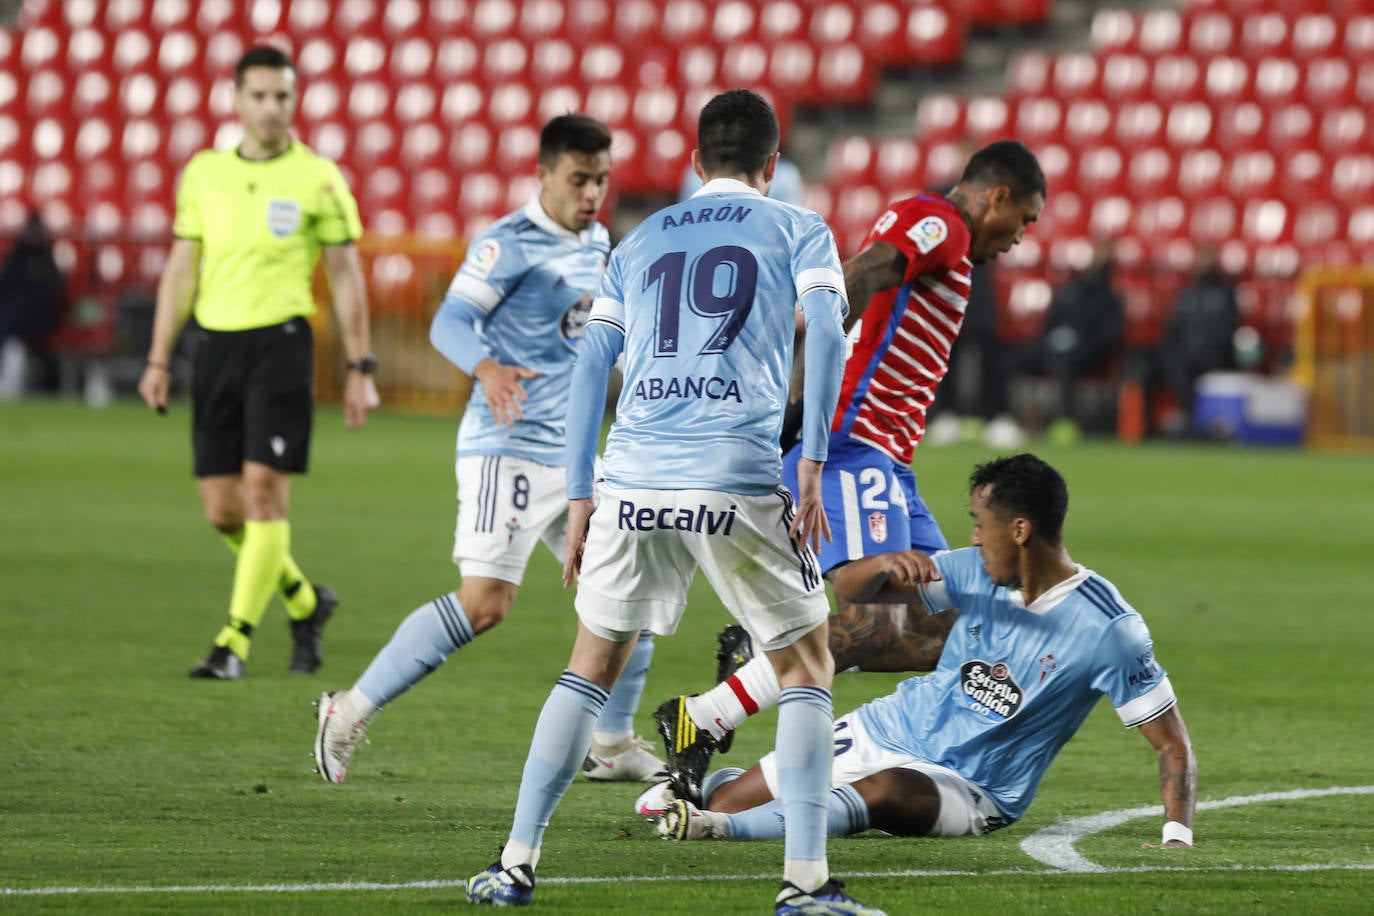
{"left": 347, "top": 355, "right": 379, "bottom": 375}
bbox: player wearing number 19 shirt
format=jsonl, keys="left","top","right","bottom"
{"left": 463, "top": 90, "right": 887, "bottom": 916}
{"left": 654, "top": 144, "right": 1048, "bottom": 797}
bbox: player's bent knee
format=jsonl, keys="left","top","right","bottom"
{"left": 854, "top": 769, "right": 942, "bottom": 837}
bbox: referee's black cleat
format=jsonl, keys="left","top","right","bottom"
{"left": 190, "top": 645, "right": 245, "bottom": 680}
{"left": 653, "top": 696, "right": 718, "bottom": 808}
{"left": 712, "top": 625, "right": 754, "bottom": 753}
{"left": 289, "top": 585, "right": 337, "bottom": 674}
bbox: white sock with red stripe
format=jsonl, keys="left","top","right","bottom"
{"left": 685, "top": 654, "right": 781, "bottom": 740}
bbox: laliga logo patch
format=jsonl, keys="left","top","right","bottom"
{"left": 266, "top": 199, "right": 302, "bottom": 238}
{"left": 560, "top": 293, "right": 592, "bottom": 346}
{"left": 465, "top": 239, "right": 501, "bottom": 279}
{"left": 867, "top": 512, "right": 887, "bottom": 544}
{"left": 960, "top": 659, "right": 1024, "bottom": 722}
{"left": 908, "top": 215, "right": 948, "bottom": 254}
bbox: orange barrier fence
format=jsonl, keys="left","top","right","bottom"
{"left": 1293, "top": 266, "right": 1374, "bottom": 449}
{"left": 310, "top": 234, "right": 473, "bottom": 414}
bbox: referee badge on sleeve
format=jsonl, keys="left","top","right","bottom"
{"left": 267, "top": 199, "right": 302, "bottom": 238}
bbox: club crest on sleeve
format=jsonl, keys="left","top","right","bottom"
{"left": 867, "top": 512, "right": 887, "bottom": 544}
{"left": 908, "top": 216, "right": 948, "bottom": 254}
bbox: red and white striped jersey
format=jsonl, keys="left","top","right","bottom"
{"left": 832, "top": 193, "right": 972, "bottom": 465}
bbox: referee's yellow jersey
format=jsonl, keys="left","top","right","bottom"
{"left": 172, "top": 141, "right": 364, "bottom": 331}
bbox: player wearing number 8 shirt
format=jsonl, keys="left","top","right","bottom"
{"left": 311, "top": 115, "right": 664, "bottom": 786}
{"left": 463, "top": 90, "right": 886, "bottom": 915}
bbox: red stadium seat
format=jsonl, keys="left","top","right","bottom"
{"left": 562, "top": 0, "right": 612, "bottom": 44}
{"left": 1329, "top": 153, "right": 1374, "bottom": 205}
{"left": 1091, "top": 9, "right": 1138, "bottom": 55}
{"left": 1013, "top": 96, "right": 1064, "bottom": 146}
{"left": 535, "top": 85, "right": 585, "bottom": 125}
{"left": 662, "top": 0, "right": 713, "bottom": 44}
{"left": 812, "top": 43, "right": 875, "bottom": 105}
{"left": 517, "top": 0, "right": 567, "bottom": 41}
{"left": 896, "top": 4, "right": 965, "bottom": 68}
{"left": 769, "top": 42, "right": 818, "bottom": 98}
{"left": 1076, "top": 146, "right": 1126, "bottom": 198}
{"left": 718, "top": 41, "right": 769, "bottom": 89}
{"left": 1125, "top": 147, "right": 1175, "bottom": 198}
{"left": 1241, "top": 199, "right": 1291, "bottom": 246}
{"left": 447, "top": 121, "right": 495, "bottom": 172}
{"left": 1317, "top": 106, "right": 1369, "bottom": 153}
{"left": 1164, "top": 100, "right": 1213, "bottom": 148}
{"left": 1062, "top": 98, "right": 1112, "bottom": 146}
{"left": 1304, "top": 56, "right": 1354, "bottom": 107}
{"left": 1253, "top": 57, "right": 1302, "bottom": 106}
{"left": 802, "top": 183, "right": 835, "bottom": 223}
{"left": 1005, "top": 50, "right": 1052, "bottom": 97}
{"left": 1292, "top": 200, "right": 1344, "bottom": 248}
{"left": 481, "top": 37, "right": 529, "bottom": 86}
{"left": 440, "top": 81, "right": 485, "bottom": 127}
{"left": 469, "top": 0, "right": 518, "bottom": 40}
{"left": 1130, "top": 194, "right": 1187, "bottom": 242}
{"left": 1267, "top": 104, "right": 1317, "bottom": 153}
{"left": 914, "top": 93, "right": 964, "bottom": 143}
{"left": 1190, "top": 196, "right": 1238, "bottom": 244}
{"left": 1037, "top": 189, "right": 1089, "bottom": 238}
{"left": 872, "top": 137, "right": 923, "bottom": 192}
{"left": 1226, "top": 149, "right": 1279, "bottom": 198}
{"left": 1177, "top": 148, "right": 1225, "bottom": 196}
{"left": 1346, "top": 15, "right": 1374, "bottom": 62}
{"left": 1049, "top": 52, "right": 1100, "bottom": 99}
{"left": 825, "top": 135, "right": 877, "bottom": 189}
{"left": 388, "top": 36, "right": 436, "bottom": 83}
{"left": 1203, "top": 56, "right": 1251, "bottom": 104}
{"left": 965, "top": 96, "right": 1011, "bottom": 145}
{"left": 1213, "top": 101, "right": 1266, "bottom": 150}
{"left": 1137, "top": 10, "right": 1183, "bottom": 56}
{"left": 1186, "top": 10, "right": 1238, "bottom": 57}
{"left": 1151, "top": 55, "right": 1203, "bottom": 103}
{"left": 1292, "top": 13, "right": 1339, "bottom": 57}
{"left": 1034, "top": 143, "right": 1073, "bottom": 197}
{"left": 1239, "top": 12, "right": 1290, "bottom": 59}
{"left": 434, "top": 37, "right": 481, "bottom": 84}
{"left": 1115, "top": 100, "right": 1166, "bottom": 146}
{"left": 1281, "top": 148, "right": 1328, "bottom": 202}
{"left": 810, "top": 1, "right": 858, "bottom": 44}
{"left": 712, "top": 1, "right": 759, "bottom": 44}
{"left": 611, "top": 0, "right": 661, "bottom": 47}
{"left": 759, "top": 0, "right": 809, "bottom": 43}
{"left": 1101, "top": 54, "right": 1150, "bottom": 101}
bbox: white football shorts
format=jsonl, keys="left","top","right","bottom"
{"left": 453, "top": 454, "right": 568, "bottom": 584}
{"left": 574, "top": 483, "right": 828, "bottom": 649}
{"left": 758, "top": 711, "right": 1007, "bottom": 838}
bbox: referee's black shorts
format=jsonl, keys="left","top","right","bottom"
{"left": 191, "top": 316, "right": 314, "bottom": 477}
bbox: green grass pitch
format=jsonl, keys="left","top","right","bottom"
{"left": 2, "top": 401, "right": 1372, "bottom": 913}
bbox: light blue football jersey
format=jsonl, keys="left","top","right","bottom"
{"left": 441, "top": 198, "right": 610, "bottom": 465}
{"left": 857, "top": 547, "right": 1176, "bottom": 822}
{"left": 587, "top": 178, "right": 846, "bottom": 494}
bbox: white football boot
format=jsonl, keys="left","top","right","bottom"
{"left": 582, "top": 734, "right": 668, "bottom": 782}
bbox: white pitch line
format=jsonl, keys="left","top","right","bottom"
{"left": 4, "top": 863, "right": 1374, "bottom": 897}
{"left": 1019, "top": 784, "right": 1374, "bottom": 872}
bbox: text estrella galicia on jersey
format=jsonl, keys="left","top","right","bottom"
{"left": 960, "top": 659, "right": 1024, "bottom": 722}
{"left": 909, "top": 215, "right": 948, "bottom": 254}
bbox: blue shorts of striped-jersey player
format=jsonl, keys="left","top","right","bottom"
{"left": 783, "top": 435, "right": 947, "bottom": 576}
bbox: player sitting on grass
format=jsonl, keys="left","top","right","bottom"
{"left": 643, "top": 454, "right": 1198, "bottom": 854}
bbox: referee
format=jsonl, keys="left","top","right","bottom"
{"left": 138, "top": 46, "right": 379, "bottom": 680}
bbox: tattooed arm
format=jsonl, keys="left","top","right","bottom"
{"left": 828, "top": 600, "right": 957, "bottom": 673}
{"left": 1137, "top": 706, "right": 1198, "bottom": 848}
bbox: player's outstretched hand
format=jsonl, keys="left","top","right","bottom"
{"left": 563, "top": 498, "right": 595, "bottom": 588}
{"left": 789, "top": 458, "right": 831, "bottom": 556}
{"left": 343, "top": 373, "right": 380, "bottom": 429}
{"left": 476, "top": 361, "right": 540, "bottom": 426}
{"left": 881, "top": 550, "right": 942, "bottom": 588}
